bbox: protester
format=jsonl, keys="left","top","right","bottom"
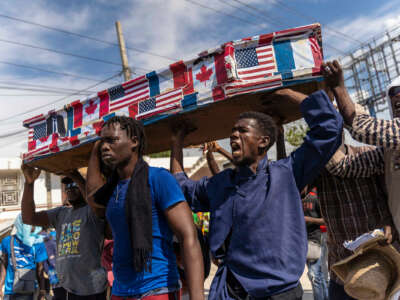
{"left": 40, "top": 229, "right": 60, "bottom": 299}
{"left": 308, "top": 62, "right": 398, "bottom": 300}
{"left": 323, "top": 60, "right": 400, "bottom": 238}
{"left": 86, "top": 116, "right": 204, "bottom": 300}
{"left": 20, "top": 167, "right": 108, "bottom": 300}
{"left": 0, "top": 214, "right": 47, "bottom": 300}
{"left": 170, "top": 87, "right": 342, "bottom": 299}
{"left": 301, "top": 188, "right": 328, "bottom": 300}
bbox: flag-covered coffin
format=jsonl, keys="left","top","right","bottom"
{"left": 23, "top": 23, "right": 324, "bottom": 172}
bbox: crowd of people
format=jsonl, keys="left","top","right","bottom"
{"left": 0, "top": 60, "right": 400, "bottom": 300}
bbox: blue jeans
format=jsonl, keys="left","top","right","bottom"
{"left": 307, "top": 257, "right": 328, "bottom": 300}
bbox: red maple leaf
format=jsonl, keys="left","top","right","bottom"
{"left": 85, "top": 100, "right": 97, "bottom": 115}
{"left": 39, "top": 136, "right": 49, "bottom": 143}
{"left": 196, "top": 65, "right": 213, "bottom": 86}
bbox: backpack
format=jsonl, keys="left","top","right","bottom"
{"left": 10, "top": 236, "right": 37, "bottom": 294}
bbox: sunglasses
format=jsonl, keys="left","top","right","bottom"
{"left": 389, "top": 86, "right": 400, "bottom": 98}
{"left": 65, "top": 182, "right": 78, "bottom": 190}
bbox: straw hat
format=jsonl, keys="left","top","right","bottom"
{"left": 332, "top": 235, "right": 400, "bottom": 300}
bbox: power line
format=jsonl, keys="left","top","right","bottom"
{"left": 0, "top": 72, "right": 120, "bottom": 123}
{"left": 0, "top": 80, "right": 97, "bottom": 94}
{"left": 183, "top": 0, "right": 264, "bottom": 27}
{"left": 0, "top": 94, "right": 88, "bottom": 96}
{"left": 0, "top": 38, "right": 122, "bottom": 66}
{"left": 0, "top": 129, "right": 27, "bottom": 139}
{"left": 0, "top": 13, "right": 178, "bottom": 61}
{"left": 228, "top": 0, "right": 347, "bottom": 55}
{"left": 270, "top": 0, "right": 364, "bottom": 45}
{"left": 0, "top": 60, "right": 107, "bottom": 82}
{"left": 0, "top": 85, "right": 92, "bottom": 95}
{"left": 218, "top": 0, "right": 286, "bottom": 28}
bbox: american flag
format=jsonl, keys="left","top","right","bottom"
{"left": 33, "top": 123, "right": 47, "bottom": 140}
{"left": 137, "top": 89, "right": 182, "bottom": 120}
{"left": 108, "top": 76, "right": 149, "bottom": 112}
{"left": 235, "top": 45, "right": 276, "bottom": 81}
{"left": 225, "top": 76, "right": 282, "bottom": 97}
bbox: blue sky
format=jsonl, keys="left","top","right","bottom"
{"left": 0, "top": 0, "right": 399, "bottom": 157}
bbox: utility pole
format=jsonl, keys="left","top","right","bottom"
{"left": 115, "top": 21, "right": 132, "bottom": 81}
{"left": 45, "top": 172, "right": 52, "bottom": 209}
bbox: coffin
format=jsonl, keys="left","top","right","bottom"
{"left": 23, "top": 23, "right": 324, "bottom": 172}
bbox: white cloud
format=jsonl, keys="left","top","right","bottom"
{"left": 323, "top": 0, "right": 400, "bottom": 58}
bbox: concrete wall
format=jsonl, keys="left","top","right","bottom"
{"left": 0, "top": 157, "right": 62, "bottom": 226}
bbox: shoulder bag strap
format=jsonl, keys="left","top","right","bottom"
{"left": 10, "top": 236, "right": 17, "bottom": 272}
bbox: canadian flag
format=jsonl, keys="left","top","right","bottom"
{"left": 192, "top": 52, "right": 227, "bottom": 105}
{"left": 82, "top": 96, "right": 100, "bottom": 124}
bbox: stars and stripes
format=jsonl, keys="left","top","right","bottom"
{"left": 108, "top": 75, "right": 150, "bottom": 112}
{"left": 225, "top": 76, "right": 282, "bottom": 97}
{"left": 33, "top": 123, "right": 47, "bottom": 140}
{"left": 137, "top": 89, "right": 183, "bottom": 120}
{"left": 235, "top": 45, "right": 276, "bottom": 81}
{"left": 23, "top": 24, "right": 324, "bottom": 164}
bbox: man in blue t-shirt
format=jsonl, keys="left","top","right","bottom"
{"left": 86, "top": 116, "right": 204, "bottom": 300}
{"left": 0, "top": 215, "right": 48, "bottom": 300}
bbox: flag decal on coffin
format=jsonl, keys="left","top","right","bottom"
{"left": 235, "top": 45, "right": 276, "bottom": 81}
{"left": 22, "top": 23, "right": 323, "bottom": 164}
{"left": 137, "top": 89, "right": 183, "bottom": 120}
{"left": 108, "top": 76, "right": 150, "bottom": 112}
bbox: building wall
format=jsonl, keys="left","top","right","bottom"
{"left": 0, "top": 158, "right": 62, "bottom": 225}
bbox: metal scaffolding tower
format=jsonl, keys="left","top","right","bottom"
{"left": 339, "top": 25, "right": 400, "bottom": 116}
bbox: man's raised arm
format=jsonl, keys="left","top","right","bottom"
{"left": 20, "top": 164, "right": 50, "bottom": 227}
{"left": 170, "top": 126, "right": 210, "bottom": 212}
{"left": 276, "top": 88, "right": 343, "bottom": 191}
{"left": 86, "top": 140, "right": 107, "bottom": 218}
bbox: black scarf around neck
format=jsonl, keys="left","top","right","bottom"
{"left": 125, "top": 158, "right": 152, "bottom": 272}
{"left": 94, "top": 158, "right": 152, "bottom": 272}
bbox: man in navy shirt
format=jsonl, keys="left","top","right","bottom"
{"left": 86, "top": 116, "right": 204, "bottom": 300}
{"left": 170, "top": 88, "right": 342, "bottom": 299}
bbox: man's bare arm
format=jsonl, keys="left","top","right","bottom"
{"left": 165, "top": 202, "right": 204, "bottom": 300}
{"left": 322, "top": 60, "right": 356, "bottom": 126}
{"left": 170, "top": 128, "right": 186, "bottom": 175}
{"left": 304, "top": 216, "right": 325, "bottom": 225}
{"left": 86, "top": 141, "right": 107, "bottom": 218}
{"left": 20, "top": 165, "right": 50, "bottom": 227}
{"left": 36, "top": 262, "right": 46, "bottom": 299}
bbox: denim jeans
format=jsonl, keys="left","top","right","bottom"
{"left": 307, "top": 257, "right": 328, "bottom": 300}
{"left": 320, "top": 232, "right": 329, "bottom": 282}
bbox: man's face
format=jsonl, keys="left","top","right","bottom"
{"left": 100, "top": 123, "right": 137, "bottom": 169}
{"left": 230, "top": 118, "right": 267, "bottom": 166}
{"left": 64, "top": 182, "right": 82, "bottom": 205}
{"left": 389, "top": 86, "right": 400, "bottom": 118}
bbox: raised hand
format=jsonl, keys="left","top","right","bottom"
{"left": 170, "top": 120, "right": 196, "bottom": 145}
{"left": 203, "top": 141, "right": 221, "bottom": 154}
{"left": 21, "top": 164, "right": 41, "bottom": 184}
{"left": 321, "top": 60, "right": 345, "bottom": 90}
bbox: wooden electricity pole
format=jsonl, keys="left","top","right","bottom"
{"left": 45, "top": 172, "right": 53, "bottom": 209}
{"left": 115, "top": 21, "right": 132, "bottom": 81}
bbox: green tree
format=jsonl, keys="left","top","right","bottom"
{"left": 285, "top": 124, "right": 308, "bottom": 147}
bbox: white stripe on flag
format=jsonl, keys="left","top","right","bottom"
{"left": 225, "top": 77, "right": 282, "bottom": 96}
{"left": 237, "top": 45, "right": 277, "bottom": 81}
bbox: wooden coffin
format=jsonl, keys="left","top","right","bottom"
{"left": 23, "top": 23, "right": 324, "bottom": 173}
